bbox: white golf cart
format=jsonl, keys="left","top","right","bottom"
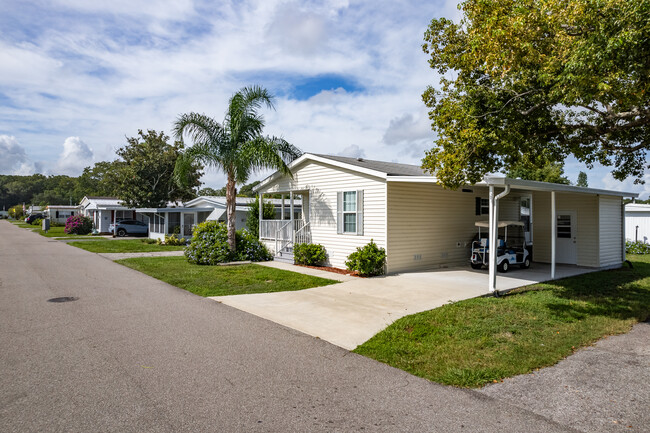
{"left": 470, "top": 220, "right": 531, "bottom": 273}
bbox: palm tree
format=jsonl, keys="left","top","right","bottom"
{"left": 173, "top": 85, "right": 302, "bottom": 251}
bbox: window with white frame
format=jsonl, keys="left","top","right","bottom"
{"left": 337, "top": 190, "right": 364, "bottom": 235}
{"left": 343, "top": 191, "right": 357, "bottom": 233}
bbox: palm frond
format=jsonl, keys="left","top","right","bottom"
{"left": 239, "top": 136, "right": 303, "bottom": 180}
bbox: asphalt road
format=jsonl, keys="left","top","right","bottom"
{"left": 0, "top": 221, "right": 594, "bottom": 432}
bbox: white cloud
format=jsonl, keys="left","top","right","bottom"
{"left": 265, "top": 3, "right": 329, "bottom": 55}
{"left": 601, "top": 172, "right": 650, "bottom": 201}
{"left": 0, "top": 135, "right": 28, "bottom": 173}
{"left": 55, "top": 137, "right": 94, "bottom": 175}
{"left": 337, "top": 144, "right": 365, "bottom": 158}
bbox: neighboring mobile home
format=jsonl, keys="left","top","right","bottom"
{"left": 79, "top": 196, "right": 140, "bottom": 234}
{"left": 136, "top": 196, "right": 301, "bottom": 241}
{"left": 44, "top": 205, "right": 80, "bottom": 224}
{"left": 255, "top": 154, "right": 637, "bottom": 289}
{"left": 625, "top": 203, "right": 650, "bottom": 244}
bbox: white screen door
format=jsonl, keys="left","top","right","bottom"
{"left": 555, "top": 211, "right": 577, "bottom": 264}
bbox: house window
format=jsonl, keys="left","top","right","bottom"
{"left": 343, "top": 191, "right": 357, "bottom": 233}
{"left": 475, "top": 197, "right": 490, "bottom": 215}
{"left": 337, "top": 190, "right": 364, "bottom": 235}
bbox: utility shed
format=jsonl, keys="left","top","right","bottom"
{"left": 625, "top": 203, "right": 650, "bottom": 244}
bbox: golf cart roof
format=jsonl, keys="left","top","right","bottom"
{"left": 475, "top": 220, "right": 524, "bottom": 228}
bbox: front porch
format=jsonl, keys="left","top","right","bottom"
{"left": 136, "top": 207, "right": 213, "bottom": 241}
{"left": 258, "top": 191, "right": 310, "bottom": 263}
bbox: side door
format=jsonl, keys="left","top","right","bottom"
{"left": 555, "top": 211, "right": 577, "bottom": 264}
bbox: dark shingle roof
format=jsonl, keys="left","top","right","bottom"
{"left": 313, "top": 154, "right": 429, "bottom": 176}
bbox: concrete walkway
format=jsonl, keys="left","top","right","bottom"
{"left": 213, "top": 262, "right": 599, "bottom": 350}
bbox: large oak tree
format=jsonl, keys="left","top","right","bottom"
{"left": 421, "top": 0, "right": 649, "bottom": 188}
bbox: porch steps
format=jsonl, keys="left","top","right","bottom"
{"left": 274, "top": 246, "right": 294, "bottom": 264}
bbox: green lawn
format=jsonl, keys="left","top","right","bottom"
{"left": 69, "top": 239, "right": 185, "bottom": 253}
{"left": 354, "top": 254, "right": 650, "bottom": 388}
{"left": 116, "top": 256, "right": 338, "bottom": 296}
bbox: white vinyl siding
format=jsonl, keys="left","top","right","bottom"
{"left": 599, "top": 196, "right": 623, "bottom": 267}
{"left": 532, "top": 191, "right": 599, "bottom": 267}
{"left": 261, "top": 160, "right": 385, "bottom": 269}
{"left": 625, "top": 208, "right": 650, "bottom": 243}
{"left": 386, "top": 183, "right": 490, "bottom": 273}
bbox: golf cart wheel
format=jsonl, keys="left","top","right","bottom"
{"left": 470, "top": 263, "right": 483, "bottom": 270}
{"left": 498, "top": 260, "right": 509, "bottom": 273}
{"left": 521, "top": 258, "right": 531, "bottom": 269}
{"left": 117, "top": 228, "right": 127, "bottom": 237}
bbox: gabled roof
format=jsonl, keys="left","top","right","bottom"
{"left": 312, "top": 154, "right": 428, "bottom": 176}
{"left": 254, "top": 153, "right": 431, "bottom": 191}
{"left": 255, "top": 153, "right": 638, "bottom": 198}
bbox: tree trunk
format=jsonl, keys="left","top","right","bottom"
{"left": 226, "top": 174, "right": 237, "bottom": 251}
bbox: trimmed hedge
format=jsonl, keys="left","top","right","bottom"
{"left": 345, "top": 239, "right": 386, "bottom": 277}
{"left": 294, "top": 243, "right": 327, "bottom": 266}
{"left": 184, "top": 221, "right": 272, "bottom": 265}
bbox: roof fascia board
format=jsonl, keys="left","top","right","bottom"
{"left": 386, "top": 176, "right": 439, "bottom": 183}
{"left": 484, "top": 176, "right": 638, "bottom": 197}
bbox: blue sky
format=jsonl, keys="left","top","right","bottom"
{"left": 0, "top": 0, "right": 647, "bottom": 198}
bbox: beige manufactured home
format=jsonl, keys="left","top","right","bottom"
{"left": 255, "top": 154, "right": 637, "bottom": 283}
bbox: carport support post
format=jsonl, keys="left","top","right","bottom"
{"left": 551, "top": 190, "right": 556, "bottom": 280}
{"left": 112, "top": 210, "right": 117, "bottom": 237}
{"left": 488, "top": 186, "right": 496, "bottom": 292}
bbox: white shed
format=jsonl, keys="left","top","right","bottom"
{"left": 625, "top": 203, "right": 650, "bottom": 244}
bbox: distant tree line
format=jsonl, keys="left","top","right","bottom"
{"left": 0, "top": 129, "right": 203, "bottom": 210}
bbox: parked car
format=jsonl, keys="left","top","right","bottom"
{"left": 25, "top": 214, "right": 44, "bottom": 224}
{"left": 108, "top": 220, "right": 148, "bottom": 237}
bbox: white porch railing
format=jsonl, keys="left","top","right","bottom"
{"left": 260, "top": 220, "right": 288, "bottom": 240}
{"left": 260, "top": 219, "right": 311, "bottom": 253}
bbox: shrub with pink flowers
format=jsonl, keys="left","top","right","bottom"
{"left": 64, "top": 214, "right": 93, "bottom": 235}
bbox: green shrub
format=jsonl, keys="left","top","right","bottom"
{"left": 31, "top": 218, "right": 43, "bottom": 226}
{"left": 626, "top": 240, "right": 650, "bottom": 254}
{"left": 345, "top": 240, "right": 387, "bottom": 277}
{"left": 184, "top": 221, "right": 272, "bottom": 265}
{"left": 64, "top": 214, "right": 93, "bottom": 235}
{"left": 294, "top": 243, "right": 327, "bottom": 266}
{"left": 156, "top": 234, "right": 186, "bottom": 246}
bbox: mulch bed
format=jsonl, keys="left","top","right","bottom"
{"left": 296, "top": 264, "right": 361, "bottom": 277}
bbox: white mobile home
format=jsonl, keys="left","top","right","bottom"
{"left": 44, "top": 205, "right": 80, "bottom": 224}
{"left": 137, "top": 196, "right": 302, "bottom": 241}
{"left": 255, "top": 154, "right": 636, "bottom": 289}
{"left": 79, "top": 196, "right": 139, "bottom": 234}
{"left": 625, "top": 203, "right": 650, "bottom": 244}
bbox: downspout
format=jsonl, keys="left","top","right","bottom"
{"left": 489, "top": 184, "right": 511, "bottom": 293}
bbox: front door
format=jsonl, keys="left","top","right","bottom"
{"left": 183, "top": 213, "right": 195, "bottom": 238}
{"left": 555, "top": 211, "right": 577, "bottom": 264}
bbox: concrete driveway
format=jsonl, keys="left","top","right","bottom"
{"left": 213, "top": 262, "right": 596, "bottom": 350}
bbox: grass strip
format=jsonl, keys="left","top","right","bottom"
{"left": 354, "top": 254, "right": 650, "bottom": 388}
{"left": 69, "top": 239, "right": 184, "bottom": 253}
{"left": 116, "top": 256, "right": 338, "bottom": 296}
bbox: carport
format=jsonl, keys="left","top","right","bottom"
{"left": 480, "top": 177, "right": 637, "bottom": 293}
{"left": 213, "top": 261, "right": 596, "bottom": 350}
